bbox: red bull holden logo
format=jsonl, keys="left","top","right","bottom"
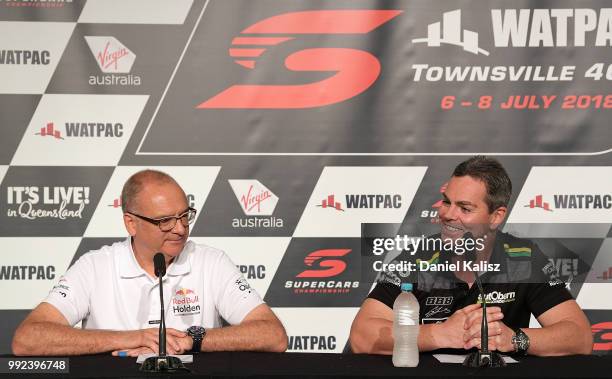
{"left": 172, "top": 288, "right": 200, "bottom": 316}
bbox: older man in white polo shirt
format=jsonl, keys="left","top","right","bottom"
{"left": 12, "top": 170, "right": 287, "bottom": 356}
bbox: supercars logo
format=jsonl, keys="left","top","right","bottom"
{"left": 197, "top": 10, "right": 402, "bottom": 109}
{"left": 296, "top": 249, "right": 351, "bottom": 278}
{"left": 592, "top": 322, "right": 612, "bottom": 351}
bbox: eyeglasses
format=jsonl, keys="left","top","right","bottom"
{"left": 127, "top": 207, "right": 197, "bottom": 232}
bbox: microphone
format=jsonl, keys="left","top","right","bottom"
{"left": 141, "top": 253, "right": 186, "bottom": 372}
{"left": 462, "top": 233, "right": 505, "bottom": 368}
{"left": 154, "top": 253, "right": 166, "bottom": 277}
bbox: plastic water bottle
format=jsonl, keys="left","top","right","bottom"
{"left": 392, "top": 283, "right": 420, "bottom": 367}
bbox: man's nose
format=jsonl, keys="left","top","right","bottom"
{"left": 171, "top": 218, "right": 188, "bottom": 234}
{"left": 440, "top": 205, "right": 458, "bottom": 221}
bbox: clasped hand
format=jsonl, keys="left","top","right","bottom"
{"left": 439, "top": 303, "right": 514, "bottom": 352}
{"left": 111, "top": 328, "right": 192, "bottom": 357}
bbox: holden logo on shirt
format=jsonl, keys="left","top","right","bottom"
{"left": 171, "top": 288, "right": 201, "bottom": 316}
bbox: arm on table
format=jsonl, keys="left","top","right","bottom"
{"left": 526, "top": 300, "right": 592, "bottom": 356}
{"left": 349, "top": 298, "right": 477, "bottom": 354}
{"left": 12, "top": 302, "right": 185, "bottom": 356}
{"left": 180, "top": 303, "right": 287, "bottom": 353}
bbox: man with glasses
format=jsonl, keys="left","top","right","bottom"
{"left": 12, "top": 170, "right": 287, "bottom": 356}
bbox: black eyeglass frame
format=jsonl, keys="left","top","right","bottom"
{"left": 126, "top": 207, "right": 197, "bottom": 231}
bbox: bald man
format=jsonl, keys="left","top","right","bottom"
{"left": 12, "top": 170, "right": 287, "bottom": 356}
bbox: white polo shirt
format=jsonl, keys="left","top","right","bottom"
{"left": 43, "top": 239, "right": 264, "bottom": 331}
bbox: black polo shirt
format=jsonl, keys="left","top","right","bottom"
{"left": 368, "top": 232, "right": 573, "bottom": 329}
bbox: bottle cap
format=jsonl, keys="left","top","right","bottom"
{"left": 400, "top": 283, "right": 413, "bottom": 292}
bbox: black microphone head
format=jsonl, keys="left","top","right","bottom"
{"left": 153, "top": 253, "right": 166, "bottom": 277}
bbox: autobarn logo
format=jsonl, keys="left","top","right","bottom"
{"left": 477, "top": 291, "right": 516, "bottom": 304}
{"left": 0, "top": 265, "right": 55, "bottom": 280}
{"left": 34, "top": 122, "right": 124, "bottom": 140}
{"left": 198, "top": 10, "right": 402, "bottom": 109}
{"left": 84, "top": 36, "right": 141, "bottom": 86}
{"left": 6, "top": 186, "right": 90, "bottom": 220}
{"left": 1, "top": 0, "right": 72, "bottom": 8}
{"left": 317, "top": 194, "right": 401, "bottom": 211}
{"left": 285, "top": 249, "right": 359, "bottom": 294}
{"left": 228, "top": 179, "right": 283, "bottom": 229}
{"left": 172, "top": 288, "right": 201, "bottom": 316}
{"left": 287, "top": 335, "right": 336, "bottom": 351}
{"left": 525, "top": 194, "right": 612, "bottom": 211}
{"left": 0, "top": 49, "right": 50, "bottom": 64}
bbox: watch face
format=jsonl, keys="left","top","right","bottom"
{"left": 187, "top": 326, "right": 205, "bottom": 337}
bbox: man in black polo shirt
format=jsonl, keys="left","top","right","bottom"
{"left": 350, "top": 156, "right": 593, "bottom": 356}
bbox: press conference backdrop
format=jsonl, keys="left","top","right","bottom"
{"left": 0, "top": 0, "right": 611, "bottom": 355}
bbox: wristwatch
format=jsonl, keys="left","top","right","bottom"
{"left": 187, "top": 326, "right": 206, "bottom": 353}
{"left": 511, "top": 328, "right": 530, "bottom": 355}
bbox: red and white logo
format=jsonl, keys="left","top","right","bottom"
{"left": 197, "top": 10, "right": 401, "bottom": 109}
{"left": 525, "top": 194, "right": 553, "bottom": 212}
{"left": 317, "top": 194, "right": 344, "bottom": 212}
{"left": 229, "top": 179, "right": 278, "bottom": 216}
{"left": 296, "top": 249, "right": 351, "bottom": 278}
{"left": 592, "top": 322, "right": 612, "bottom": 351}
{"left": 84, "top": 36, "right": 135, "bottom": 74}
{"left": 34, "top": 122, "right": 63, "bottom": 140}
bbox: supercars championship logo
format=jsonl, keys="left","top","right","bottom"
{"left": 285, "top": 249, "right": 359, "bottom": 294}
{"left": 198, "top": 10, "right": 402, "bottom": 109}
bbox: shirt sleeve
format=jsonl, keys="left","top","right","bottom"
{"left": 211, "top": 252, "right": 264, "bottom": 325}
{"left": 367, "top": 281, "right": 401, "bottom": 309}
{"left": 42, "top": 254, "right": 94, "bottom": 326}
{"left": 526, "top": 242, "right": 574, "bottom": 318}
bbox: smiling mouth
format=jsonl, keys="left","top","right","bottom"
{"left": 442, "top": 223, "right": 464, "bottom": 233}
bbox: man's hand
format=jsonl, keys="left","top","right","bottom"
{"left": 111, "top": 328, "right": 188, "bottom": 357}
{"left": 436, "top": 303, "right": 483, "bottom": 348}
{"left": 462, "top": 305, "right": 514, "bottom": 352}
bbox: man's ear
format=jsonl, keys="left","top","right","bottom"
{"left": 123, "top": 213, "right": 137, "bottom": 236}
{"left": 489, "top": 206, "right": 507, "bottom": 231}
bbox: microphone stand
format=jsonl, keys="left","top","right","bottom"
{"left": 141, "top": 255, "right": 187, "bottom": 372}
{"left": 463, "top": 271, "right": 506, "bottom": 368}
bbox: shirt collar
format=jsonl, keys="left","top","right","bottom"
{"left": 119, "top": 238, "right": 192, "bottom": 278}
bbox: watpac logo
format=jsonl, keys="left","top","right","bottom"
{"left": 0, "top": 265, "right": 55, "bottom": 280}
{"left": 229, "top": 179, "right": 283, "bottom": 229}
{"left": 297, "top": 249, "right": 351, "bottom": 278}
{"left": 6, "top": 186, "right": 90, "bottom": 220}
{"left": 412, "top": 10, "right": 490, "bottom": 56}
{"left": 286, "top": 248, "right": 359, "bottom": 294}
{"left": 35, "top": 121, "right": 124, "bottom": 140}
{"left": 596, "top": 267, "right": 612, "bottom": 281}
{"left": 0, "top": 49, "right": 50, "bottom": 65}
{"left": 172, "top": 288, "right": 200, "bottom": 316}
{"left": 287, "top": 335, "right": 337, "bottom": 351}
{"left": 197, "top": 10, "right": 402, "bottom": 109}
{"left": 84, "top": 36, "right": 141, "bottom": 86}
{"left": 35, "top": 122, "right": 64, "bottom": 140}
{"left": 317, "top": 194, "right": 401, "bottom": 211}
{"left": 525, "top": 194, "right": 553, "bottom": 211}
{"left": 413, "top": 8, "right": 612, "bottom": 56}
{"left": 108, "top": 197, "right": 122, "bottom": 208}
{"left": 317, "top": 194, "right": 344, "bottom": 212}
{"left": 525, "top": 193, "right": 611, "bottom": 211}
